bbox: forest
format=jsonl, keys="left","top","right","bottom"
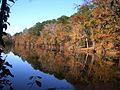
{"left": 0, "top": 0, "right": 120, "bottom": 89}
{"left": 13, "top": 0, "right": 120, "bottom": 57}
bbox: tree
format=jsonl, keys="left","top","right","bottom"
{"left": 57, "top": 15, "right": 69, "bottom": 24}
{"left": 0, "top": 0, "right": 14, "bottom": 47}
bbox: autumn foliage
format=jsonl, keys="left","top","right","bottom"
{"left": 13, "top": 0, "right": 120, "bottom": 54}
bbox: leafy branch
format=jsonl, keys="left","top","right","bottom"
{"left": 0, "top": 0, "right": 14, "bottom": 47}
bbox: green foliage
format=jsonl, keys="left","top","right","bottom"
{"left": 57, "top": 15, "right": 69, "bottom": 24}
{"left": 42, "top": 19, "right": 57, "bottom": 25}
{"left": 13, "top": 32, "right": 22, "bottom": 37}
{"left": 28, "top": 27, "right": 40, "bottom": 36}
{"left": 26, "top": 19, "right": 58, "bottom": 37}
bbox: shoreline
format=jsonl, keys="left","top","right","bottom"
{"left": 14, "top": 44, "right": 120, "bottom": 58}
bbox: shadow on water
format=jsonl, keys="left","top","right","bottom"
{"left": 12, "top": 45, "right": 120, "bottom": 90}
{"left": 0, "top": 49, "right": 14, "bottom": 90}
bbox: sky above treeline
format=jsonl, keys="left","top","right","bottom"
{"left": 6, "top": 0, "right": 83, "bottom": 35}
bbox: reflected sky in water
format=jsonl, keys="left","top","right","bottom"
{"left": 1, "top": 52, "right": 74, "bottom": 90}
{"left": 1, "top": 45, "right": 120, "bottom": 90}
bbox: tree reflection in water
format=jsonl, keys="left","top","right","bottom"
{"left": 13, "top": 46, "right": 120, "bottom": 90}
{"left": 27, "top": 76, "right": 42, "bottom": 90}
{"left": 0, "top": 49, "right": 14, "bottom": 90}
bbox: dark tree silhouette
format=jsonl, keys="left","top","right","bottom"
{"left": 0, "top": 48, "right": 14, "bottom": 90}
{"left": 0, "top": 0, "right": 14, "bottom": 47}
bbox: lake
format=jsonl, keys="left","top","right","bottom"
{"left": 0, "top": 46, "right": 120, "bottom": 90}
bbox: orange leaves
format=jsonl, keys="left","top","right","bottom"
{"left": 92, "top": 7, "right": 101, "bottom": 18}
{"left": 13, "top": 0, "right": 120, "bottom": 51}
{"left": 95, "top": 34, "right": 108, "bottom": 39}
{"left": 70, "top": 15, "right": 81, "bottom": 25}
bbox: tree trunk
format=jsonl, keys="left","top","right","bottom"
{"left": 93, "top": 39, "right": 95, "bottom": 50}
{"left": 0, "top": 0, "right": 7, "bottom": 47}
{"left": 91, "top": 29, "right": 95, "bottom": 51}
{"left": 118, "top": 58, "right": 120, "bottom": 70}
{"left": 85, "top": 38, "right": 89, "bottom": 48}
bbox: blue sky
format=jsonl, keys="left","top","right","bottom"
{"left": 6, "top": 0, "right": 83, "bottom": 35}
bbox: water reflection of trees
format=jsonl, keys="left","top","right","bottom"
{"left": 28, "top": 76, "right": 42, "bottom": 90}
{"left": 13, "top": 46, "right": 120, "bottom": 89}
{"left": 0, "top": 49, "right": 14, "bottom": 90}
{"left": 0, "top": 44, "right": 12, "bottom": 54}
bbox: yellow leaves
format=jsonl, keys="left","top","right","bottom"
{"left": 92, "top": 7, "right": 101, "bottom": 18}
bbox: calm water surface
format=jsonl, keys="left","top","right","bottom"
{"left": 0, "top": 46, "right": 120, "bottom": 90}
{"left": 1, "top": 52, "right": 74, "bottom": 90}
